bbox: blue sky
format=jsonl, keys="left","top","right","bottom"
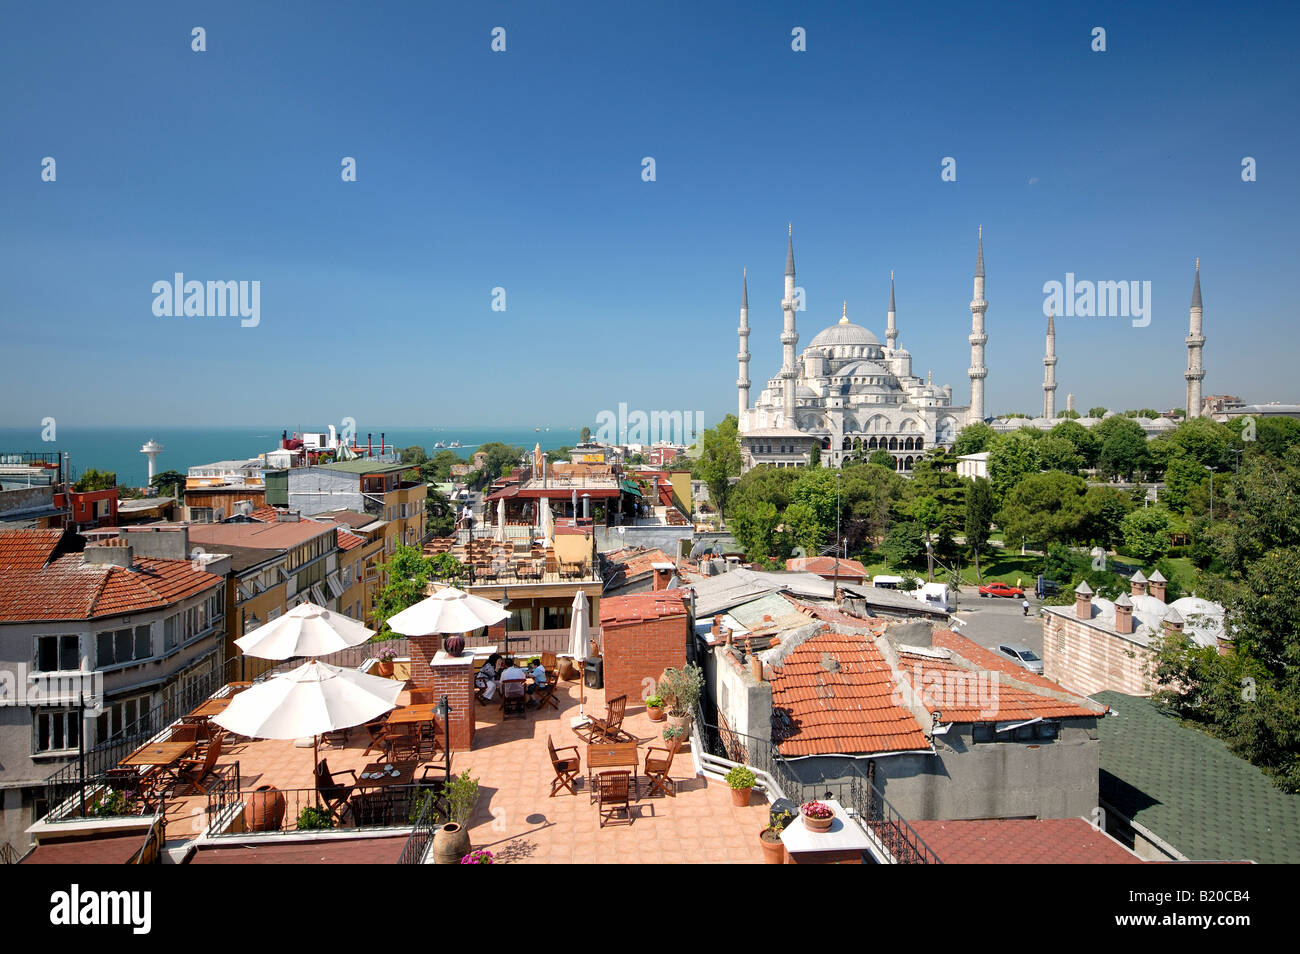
{"left": 2, "top": 1, "right": 1297, "bottom": 430}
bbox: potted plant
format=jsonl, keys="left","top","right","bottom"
{"left": 296, "top": 805, "right": 334, "bottom": 830}
{"left": 658, "top": 664, "right": 704, "bottom": 734}
{"left": 460, "top": 849, "right": 494, "bottom": 864}
{"left": 375, "top": 647, "right": 398, "bottom": 678}
{"left": 645, "top": 694, "right": 666, "bottom": 722}
{"left": 725, "top": 765, "right": 757, "bottom": 807}
{"left": 760, "top": 809, "right": 793, "bottom": 864}
{"left": 432, "top": 771, "right": 480, "bottom": 864}
{"left": 799, "top": 800, "right": 834, "bottom": 833}
{"left": 662, "top": 725, "right": 687, "bottom": 747}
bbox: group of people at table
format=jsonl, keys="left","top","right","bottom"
{"left": 476, "top": 652, "right": 548, "bottom": 705}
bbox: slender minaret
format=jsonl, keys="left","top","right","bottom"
{"left": 1185, "top": 260, "right": 1205, "bottom": 418}
{"left": 1042, "top": 306, "right": 1057, "bottom": 419}
{"left": 780, "top": 224, "right": 799, "bottom": 426}
{"left": 885, "top": 270, "right": 898, "bottom": 352}
{"left": 737, "top": 269, "right": 751, "bottom": 418}
{"left": 968, "top": 226, "right": 988, "bottom": 424}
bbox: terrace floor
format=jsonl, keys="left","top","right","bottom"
{"left": 163, "top": 677, "right": 769, "bottom": 863}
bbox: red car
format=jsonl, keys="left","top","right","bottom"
{"left": 979, "top": 582, "right": 1025, "bottom": 599}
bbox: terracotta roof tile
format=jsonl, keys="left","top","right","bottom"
{"left": 0, "top": 529, "right": 64, "bottom": 570}
{"left": 770, "top": 630, "right": 930, "bottom": 757}
{"left": 600, "top": 589, "right": 688, "bottom": 625}
{"left": 909, "top": 818, "right": 1144, "bottom": 864}
{"left": 785, "top": 556, "right": 869, "bottom": 579}
{"left": 0, "top": 553, "right": 221, "bottom": 622}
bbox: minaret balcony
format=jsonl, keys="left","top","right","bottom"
{"left": 968, "top": 333, "right": 988, "bottom": 346}
{"left": 969, "top": 368, "right": 988, "bottom": 379}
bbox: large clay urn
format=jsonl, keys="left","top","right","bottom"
{"left": 244, "top": 785, "right": 286, "bottom": 832}
{"left": 432, "top": 822, "right": 471, "bottom": 864}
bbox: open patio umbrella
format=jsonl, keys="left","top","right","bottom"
{"left": 385, "top": 586, "right": 509, "bottom": 637}
{"left": 569, "top": 590, "right": 591, "bottom": 719}
{"left": 212, "top": 659, "right": 404, "bottom": 771}
{"left": 235, "top": 602, "right": 374, "bottom": 660}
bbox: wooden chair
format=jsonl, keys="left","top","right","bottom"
{"left": 321, "top": 726, "right": 350, "bottom": 747}
{"left": 315, "top": 759, "right": 357, "bottom": 822}
{"left": 533, "top": 677, "right": 560, "bottom": 711}
{"left": 385, "top": 724, "right": 423, "bottom": 762}
{"left": 104, "top": 767, "right": 157, "bottom": 814}
{"left": 501, "top": 677, "right": 527, "bottom": 720}
{"left": 596, "top": 771, "right": 632, "bottom": 827}
{"left": 643, "top": 735, "right": 682, "bottom": 798}
{"left": 548, "top": 735, "right": 580, "bottom": 797}
{"left": 573, "top": 694, "right": 628, "bottom": 743}
{"left": 361, "top": 717, "right": 390, "bottom": 757}
{"left": 540, "top": 651, "right": 557, "bottom": 671}
{"left": 167, "top": 734, "right": 224, "bottom": 795}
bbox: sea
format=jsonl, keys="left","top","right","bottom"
{"left": 0, "top": 425, "right": 581, "bottom": 488}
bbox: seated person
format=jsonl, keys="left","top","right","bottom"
{"left": 477, "top": 653, "right": 501, "bottom": 701}
{"left": 526, "top": 658, "right": 547, "bottom": 696}
{"left": 498, "top": 658, "right": 527, "bottom": 700}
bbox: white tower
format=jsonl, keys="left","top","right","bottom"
{"left": 885, "top": 270, "right": 898, "bottom": 353}
{"left": 780, "top": 224, "right": 799, "bottom": 427}
{"left": 737, "top": 269, "right": 751, "bottom": 418}
{"left": 968, "top": 226, "right": 988, "bottom": 424}
{"left": 140, "top": 439, "right": 164, "bottom": 483}
{"left": 1043, "top": 306, "right": 1057, "bottom": 419}
{"left": 1185, "top": 260, "right": 1205, "bottom": 419}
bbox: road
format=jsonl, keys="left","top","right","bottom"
{"left": 946, "top": 586, "right": 1044, "bottom": 658}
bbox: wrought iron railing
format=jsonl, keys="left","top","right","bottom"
{"left": 0, "top": 841, "right": 22, "bottom": 864}
{"left": 207, "top": 782, "right": 432, "bottom": 836}
{"left": 397, "top": 787, "right": 446, "bottom": 864}
{"left": 694, "top": 705, "right": 940, "bottom": 864}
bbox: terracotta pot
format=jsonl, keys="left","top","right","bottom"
{"left": 759, "top": 830, "right": 785, "bottom": 864}
{"left": 647, "top": 705, "right": 665, "bottom": 723}
{"left": 558, "top": 658, "right": 577, "bottom": 681}
{"left": 730, "top": 786, "right": 753, "bottom": 807}
{"left": 801, "top": 808, "right": 834, "bottom": 833}
{"left": 376, "top": 660, "right": 394, "bottom": 678}
{"left": 667, "top": 712, "right": 692, "bottom": 734}
{"left": 432, "top": 822, "right": 471, "bottom": 864}
{"left": 244, "top": 785, "right": 286, "bottom": 832}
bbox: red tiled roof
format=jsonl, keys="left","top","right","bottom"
{"left": 186, "top": 835, "right": 409, "bottom": 864}
{"left": 0, "top": 529, "right": 64, "bottom": 570}
{"left": 895, "top": 649, "right": 1100, "bottom": 723}
{"left": 0, "top": 553, "right": 222, "bottom": 622}
{"left": 22, "top": 831, "right": 148, "bottom": 864}
{"left": 335, "top": 527, "right": 365, "bottom": 551}
{"left": 602, "top": 546, "right": 673, "bottom": 587}
{"left": 599, "top": 588, "right": 688, "bottom": 625}
{"left": 247, "top": 506, "right": 281, "bottom": 522}
{"left": 909, "top": 818, "right": 1144, "bottom": 864}
{"left": 770, "top": 630, "right": 931, "bottom": 757}
{"left": 786, "top": 556, "right": 869, "bottom": 579}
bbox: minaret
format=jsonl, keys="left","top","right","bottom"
{"left": 968, "top": 226, "right": 988, "bottom": 424}
{"left": 737, "top": 269, "right": 751, "bottom": 418}
{"left": 1185, "top": 260, "right": 1205, "bottom": 418}
{"left": 780, "top": 224, "right": 799, "bottom": 427}
{"left": 1042, "top": 306, "right": 1057, "bottom": 419}
{"left": 885, "top": 270, "right": 898, "bottom": 352}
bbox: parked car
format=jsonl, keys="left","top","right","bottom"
{"left": 978, "top": 582, "right": 1025, "bottom": 598}
{"left": 996, "top": 643, "right": 1044, "bottom": 675}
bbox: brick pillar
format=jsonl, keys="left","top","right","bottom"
{"left": 408, "top": 636, "right": 475, "bottom": 750}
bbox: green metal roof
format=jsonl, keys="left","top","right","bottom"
{"left": 316, "top": 460, "right": 407, "bottom": 474}
{"left": 620, "top": 479, "right": 643, "bottom": 496}
{"left": 1094, "top": 691, "right": 1300, "bottom": 863}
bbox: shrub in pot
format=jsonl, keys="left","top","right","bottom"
{"left": 760, "top": 810, "right": 793, "bottom": 864}
{"left": 725, "top": 764, "right": 757, "bottom": 807}
{"left": 645, "top": 695, "right": 666, "bottom": 722}
{"left": 663, "top": 725, "right": 687, "bottom": 748}
{"left": 658, "top": 664, "right": 704, "bottom": 732}
{"left": 297, "top": 806, "right": 333, "bottom": 830}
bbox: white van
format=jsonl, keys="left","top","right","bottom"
{"left": 915, "top": 581, "right": 955, "bottom": 613}
{"left": 872, "top": 575, "right": 904, "bottom": 589}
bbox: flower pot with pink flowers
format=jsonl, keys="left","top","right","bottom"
{"left": 799, "top": 800, "right": 834, "bottom": 833}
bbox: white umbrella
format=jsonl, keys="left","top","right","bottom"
{"left": 540, "top": 497, "right": 554, "bottom": 548}
{"left": 213, "top": 660, "right": 404, "bottom": 772}
{"left": 495, "top": 496, "right": 507, "bottom": 542}
{"left": 385, "top": 586, "right": 509, "bottom": 637}
{"left": 235, "top": 602, "right": 374, "bottom": 661}
{"left": 569, "top": 590, "right": 591, "bottom": 719}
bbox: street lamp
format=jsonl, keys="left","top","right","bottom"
{"left": 433, "top": 694, "right": 453, "bottom": 785}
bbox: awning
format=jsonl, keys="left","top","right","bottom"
{"left": 620, "top": 480, "right": 643, "bottom": 497}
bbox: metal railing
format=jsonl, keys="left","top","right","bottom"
{"left": 0, "top": 841, "right": 22, "bottom": 864}
{"left": 207, "top": 782, "right": 431, "bottom": 836}
{"left": 397, "top": 787, "right": 446, "bottom": 864}
{"left": 694, "top": 705, "right": 940, "bottom": 864}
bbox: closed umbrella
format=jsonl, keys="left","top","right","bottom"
{"left": 235, "top": 602, "right": 374, "bottom": 660}
{"left": 385, "top": 586, "right": 509, "bottom": 637}
{"left": 495, "top": 496, "right": 507, "bottom": 542}
{"left": 213, "top": 659, "right": 404, "bottom": 775}
{"left": 540, "top": 497, "right": 554, "bottom": 548}
{"left": 569, "top": 590, "right": 591, "bottom": 719}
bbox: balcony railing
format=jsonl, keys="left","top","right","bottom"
{"left": 207, "top": 782, "right": 436, "bottom": 836}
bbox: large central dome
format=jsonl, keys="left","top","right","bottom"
{"left": 808, "top": 319, "right": 881, "bottom": 349}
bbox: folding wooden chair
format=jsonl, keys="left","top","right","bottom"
{"left": 643, "top": 735, "right": 682, "bottom": 798}
{"left": 315, "top": 759, "right": 357, "bottom": 823}
{"left": 596, "top": 771, "right": 632, "bottom": 827}
{"left": 548, "top": 735, "right": 580, "bottom": 797}
{"left": 573, "top": 695, "right": 628, "bottom": 743}
{"left": 166, "top": 734, "right": 224, "bottom": 795}
{"left": 534, "top": 677, "right": 560, "bottom": 711}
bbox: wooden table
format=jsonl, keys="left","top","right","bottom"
{"left": 118, "top": 740, "right": 195, "bottom": 768}
{"left": 386, "top": 704, "right": 440, "bottom": 726}
{"left": 354, "top": 760, "right": 417, "bottom": 790}
{"left": 188, "top": 697, "right": 232, "bottom": 719}
{"left": 586, "top": 741, "right": 640, "bottom": 799}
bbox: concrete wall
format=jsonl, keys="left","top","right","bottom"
{"left": 1042, "top": 610, "right": 1153, "bottom": 697}
{"left": 784, "top": 719, "right": 1100, "bottom": 821}
{"left": 711, "top": 647, "right": 771, "bottom": 742}
{"left": 286, "top": 469, "right": 365, "bottom": 518}
{"left": 595, "top": 525, "right": 695, "bottom": 556}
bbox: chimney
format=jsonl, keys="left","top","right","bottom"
{"left": 1162, "top": 607, "right": 1184, "bottom": 638}
{"left": 1130, "top": 570, "right": 1148, "bottom": 598}
{"left": 651, "top": 562, "right": 673, "bottom": 591}
{"left": 1074, "top": 580, "right": 1094, "bottom": 620}
{"left": 84, "top": 540, "right": 134, "bottom": 569}
{"left": 1114, "top": 593, "right": 1134, "bottom": 635}
{"left": 381, "top": 432, "right": 386, "bottom": 455}
{"left": 1148, "top": 569, "right": 1167, "bottom": 602}
{"left": 711, "top": 614, "right": 723, "bottom": 638}
{"left": 701, "top": 559, "right": 712, "bottom": 577}
{"left": 750, "top": 654, "right": 764, "bottom": 682}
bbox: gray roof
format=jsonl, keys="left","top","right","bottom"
{"left": 1095, "top": 691, "right": 1300, "bottom": 863}
{"left": 687, "top": 566, "right": 832, "bottom": 617}
{"left": 1191, "top": 265, "right": 1203, "bottom": 309}
{"left": 785, "top": 227, "right": 795, "bottom": 276}
{"left": 975, "top": 228, "right": 985, "bottom": 278}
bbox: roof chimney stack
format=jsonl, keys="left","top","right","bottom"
{"left": 1130, "top": 570, "right": 1148, "bottom": 598}
{"left": 1114, "top": 593, "right": 1134, "bottom": 635}
{"left": 1074, "top": 580, "right": 1094, "bottom": 620}
{"left": 1147, "top": 569, "right": 1167, "bottom": 602}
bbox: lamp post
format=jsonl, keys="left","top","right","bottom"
{"left": 434, "top": 695, "right": 453, "bottom": 785}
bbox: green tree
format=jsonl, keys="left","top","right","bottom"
{"left": 1161, "top": 454, "right": 1209, "bottom": 514}
{"left": 373, "top": 545, "right": 436, "bottom": 637}
{"left": 882, "top": 519, "right": 925, "bottom": 569}
{"left": 996, "top": 472, "right": 1089, "bottom": 547}
{"left": 75, "top": 468, "right": 117, "bottom": 492}
{"left": 580, "top": 426, "right": 592, "bottom": 443}
{"left": 1165, "top": 417, "right": 1234, "bottom": 469}
{"left": 730, "top": 500, "right": 780, "bottom": 562}
{"left": 964, "top": 477, "right": 996, "bottom": 580}
{"left": 807, "top": 443, "right": 821, "bottom": 467}
{"left": 477, "top": 443, "right": 528, "bottom": 482}
{"left": 1080, "top": 485, "right": 1133, "bottom": 548}
{"left": 868, "top": 449, "right": 896, "bottom": 470}
{"left": 781, "top": 501, "right": 825, "bottom": 557}
{"left": 148, "top": 470, "right": 185, "bottom": 496}
{"left": 1035, "top": 435, "right": 1084, "bottom": 475}
{"left": 1087, "top": 407, "right": 1109, "bottom": 418}
{"left": 1057, "top": 409, "right": 1081, "bottom": 420}
{"left": 400, "top": 445, "right": 428, "bottom": 465}
{"left": 840, "top": 461, "right": 904, "bottom": 551}
{"left": 1242, "top": 417, "right": 1300, "bottom": 459}
{"left": 953, "top": 421, "right": 996, "bottom": 456}
{"left": 1119, "top": 506, "right": 1173, "bottom": 562}
{"left": 1048, "top": 419, "right": 1098, "bottom": 468}
{"left": 987, "top": 432, "right": 1039, "bottom": 500}
{"left": 425, "top": 487, "right": 455, "bottom": 537}
{"left": 1094, "top": 416, "right": 1149, "bottom": 480}
{"left": 696, "top": 414, "right": 743, "bottom": 519}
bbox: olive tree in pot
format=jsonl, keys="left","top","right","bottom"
{"left": 430, "top": 771, "right": 480, "bottom": 864}
{"left": 658, "top": 664, "right": 705, "bottom": 734}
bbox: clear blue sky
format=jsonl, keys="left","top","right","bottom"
{"left": 2, "top": 1, "right": 1297, "bottom": 429}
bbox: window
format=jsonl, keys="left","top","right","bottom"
{"left": 35, "top": 635, "right": 80, "bottom": 673}
{"left": 34, "top": 709, "right": 81, "bottom": 754}
{"left": 972, "top": 724, "right": 995, "bottom": 743}
{"left": 164, "top": 614, "right": 178, "bottom": 651}
{"left": 95, "top": 692, "right": 152, "bottom": 743}
{"left": 96, "top": 625, "right": 152, "bottom": 667}
{"left": 190, "top": 507, "right": 214, "bottom": 523}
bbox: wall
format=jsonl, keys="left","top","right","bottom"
{"left": 710, "top": 646, "right": 771, "bottom": 742}
{"left": 594, "top": 525, "right": 695, "bottom": 556}
{"left": 406, "top": 638, "right": 475, "bottom": 750}
{"left": 1042, "top": 609, "right": 1153, "bottom": 697}
{"left": 601, "top": 612, "right": 689, "bottom": 706}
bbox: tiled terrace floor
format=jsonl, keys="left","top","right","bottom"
{"left": 163, "top": 677, "right": 769, "bottom": 863}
